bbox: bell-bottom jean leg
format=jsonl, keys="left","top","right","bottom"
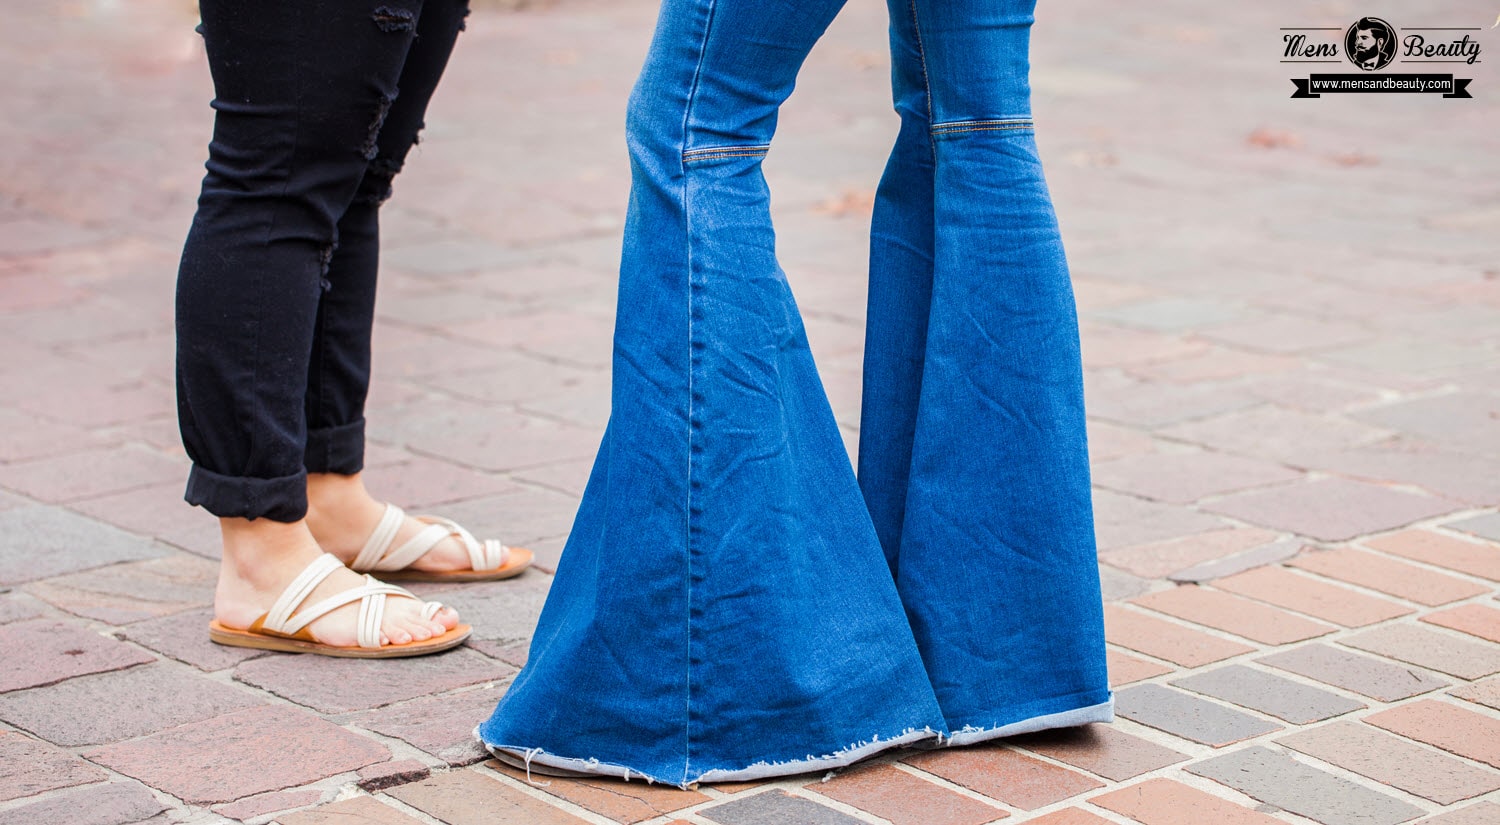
{"left": 478, "top": 0, "right": 948, "bottom": 787}
{"left": 175, "top": 0, "right": 467, "bottom": 521}
{"left": 858, "top": 0, "right": 1114, "bottom": 742}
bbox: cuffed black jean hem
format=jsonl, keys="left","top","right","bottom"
{"left": 185, "top": 465, "right": 309, "bottom": 523}
{"left": 305, "top": 417, "right": 366, "bottom": 475}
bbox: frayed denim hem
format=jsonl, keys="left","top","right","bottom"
{"left": 932, "top": 693, "right": 1116, "bottom": 749}
{"left": 473, "top": 725, "right": 942, "bottom": 789}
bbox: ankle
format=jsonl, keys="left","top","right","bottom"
{"left": 218, "top": 517, "right": 321, "bottom": 588}
{"left": 306, "top": 471, "right": 369, "bottom": 510}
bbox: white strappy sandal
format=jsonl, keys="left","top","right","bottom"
{"left": 207, "top": 553, "right": 471, "bottom": 658}
{"left": 349, "top": 502, "right": 534, "bottom": 583}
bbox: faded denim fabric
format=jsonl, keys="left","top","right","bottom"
{"left": 478, "top": 0, "right": 1112, "bottom": 786}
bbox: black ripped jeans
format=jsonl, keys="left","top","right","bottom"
{"left": 175, "top": 0, "right": 469, "bottom": 522}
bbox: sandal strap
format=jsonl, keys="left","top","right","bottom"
{"left": 418, "top": 515, "right": 511, "bottom": 572}
{"left": 352, "top": 502, "right": 513, "bottom": 574}
{"left": 379, "top": 523, "right": 459, "bottom": 572}
{"left": 265, "top": 553, "right": 344, "bottom": 631}
{"left": 278, "top": 574, "right": 417, "bottom": 645}
{"left": 351, "top": 503, "right": 408, "bottom": 573}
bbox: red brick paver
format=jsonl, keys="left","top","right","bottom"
{"left": 1423, "top": 604, "right": 1500, "bottom": 644}
{"left": 1363, "top": 700, "right": 1500, "bottom": 770}
{"left": 1212, "top": 566, "right": 1414, "bottom": 627}
{"left": 1129, "top": 584, "right": 1335, "bottom": 644}
{"left": 904, "top": 745, "right": 1104, "bottom": 811}
{"left": 806, "top": 763, "right": 1006, "bottom": 825}
{"left": 85, "top": 704, "right": 389, "bottom": 804}
{"left": 1363, "top": 530, "right": 1500, "bottom": 582}
{"left": 1287, "top": 546, "right": 1490, "bottom": 606}
{"left": 1103, "top": 604, "right": 1255, "bottom": 667}
{"left": 1090, "top": 777, "right": 1286, "bottom": 825}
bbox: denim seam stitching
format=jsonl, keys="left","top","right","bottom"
{"left": 931, "top": 118, "right": 1034, "bottom": 135}
{"left": 931, "top": 125, "right": 1035, "bottom": 135}
{"left": 907, "top": 0, "right": 936, "bottom": 163}
{"left": 682, "top": 146, "right": 769, "bottom": 162}
{"left": 678, "top": 0, "right": 718, "bottom": 788}
{"left": 682, "top": 143, "right": 769, "bottom": 156}
{"left": 682, "top": 149, "right": 770, "bottom": 163}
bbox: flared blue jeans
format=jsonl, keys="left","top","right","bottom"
{"left": 478, "top": 0, "right": 1113, "bottom": 786}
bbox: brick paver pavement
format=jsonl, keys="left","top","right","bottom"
{"left": 1, "top": 0, "right": 1497, "bottom": 822}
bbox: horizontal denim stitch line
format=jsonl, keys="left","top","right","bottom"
{"left": 682, "top": 151, "right": 771, "bottom": 163}
{"left": 930, "top": 118, "right": 1033, "bottom": 129}
{"left": 931, "top": 125, "right": 1035, "bottom": 136}
{"left": 931, "top": 120, "right": 1034, "bottom": 135}
{"left": 682, "top": 144, "right": 771, "bottom": 156}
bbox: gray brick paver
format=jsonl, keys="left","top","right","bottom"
{"left": 1115, "top": 683, "right": 1282, "bottom": 747}
{"left": 1187, "top": 746, "right": 1427, "bottom": 825}
{"left": 701, "top": 790, "right": 867, "bottom": 825}
{"left": 1258, "top": 642, "right": 1450, "bottom": 702}
{"left": 1171, "top": 664, "right": 1366, "bottom": 724}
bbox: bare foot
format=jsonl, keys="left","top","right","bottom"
{"left": 305, "top": 472, "right": 473, "bottom": 574}
{"left": 213, "top": 517, "right": 459, "bottom": 647}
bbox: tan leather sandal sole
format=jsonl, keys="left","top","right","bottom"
{"left": 208, "top": 619, "right": 471, "bottom": 658}
{"left": 379, "top": 546, "right": 534, "bottom": 583}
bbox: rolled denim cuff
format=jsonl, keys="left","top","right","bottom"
{"left": 304, "top": 417, "right": 366, "bottom": 475}
{"left": 184, "top": 463, "right": 307, "bottom": 523}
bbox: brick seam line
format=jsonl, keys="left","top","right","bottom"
{"left": 1101, "top": 609, "right": 1431, "bottom": 711}
{"left": 0, "top": 778, "right": 114, "bottom": 817}
{"left": 1269, "top": 713, "right": 1500, "bottom": 807}
{"left": 1185, "top": 481, "right": 1469, "bottom": 539}
{"left": 44, "top": 644, "right": 462, "bottom": 817}
{"left": 881, "top": 754, "right": 1032, "bottom": 816}
{"left": 1124, "top": 589, "right": 1337, "bottom": 646}
{"left": 1340, "top": 613, "right": 1500, "bottom": 672}
{"left": 1078, "top": 768, "right": 1329, "bottom": 825}
{"left": 1168, "top": 656, "right": 1381, "bottom": 716}
{"left": 1106, "top": 640, "right": 1185, "bottom": 672}
{"left": 1126, "top": 580, "right": 1496, "bottom": 705}
{"left": 1290, "top": 693, "right": 1500, "bottom": 782}
{"left": 1106, "top": 599, "right": 1281, "bottom": 652}
{"left": 1329, "top": 613, "right": 1500, "bottom": 679}
{"left": 1090, "top": 767, "right": 1393, "bottom": 825}
{"left": 462, "top": 764, "right": 628, "bottom": 825}
{"left": 1196, "top": 567, "right": 1416, "bottom": 625}
{"left": 0, "top": 753, "right": 190, "bottom": 821}
{"left": 799, "top": 757, "right": 1086, "bottom": 825}
{"left": 1274, "top": 551, "right": 1498, "bottom": 612}
{"left": 635, "top": 749, "right": 996, "bottom": 825}
{"left": 790, "top": 782, "right": 940, "bottom": 825}
{"left": 1420, "top": 606, "right": 1500, "bottom": 645}
{"left": 1350, "top": 529, "right": 1500, "bottom": 586}
{"left": 1098, "top": 608, "right": 1488, "bottom": 740}
{"left": 1290, "top": 531, "right": 1500, "bottom": 594}
{"left": 363, "top": 789, "right": 453, "bottom": 825}
{"left": 885, "top": 755, "right": 1027, "bottom": 812}
{"left": 1191, "top": 739, "right": 1451, "bottom": 820}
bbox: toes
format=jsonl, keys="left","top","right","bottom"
{"left": 405, "top": 618, "right": 433, "bottom": 642}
